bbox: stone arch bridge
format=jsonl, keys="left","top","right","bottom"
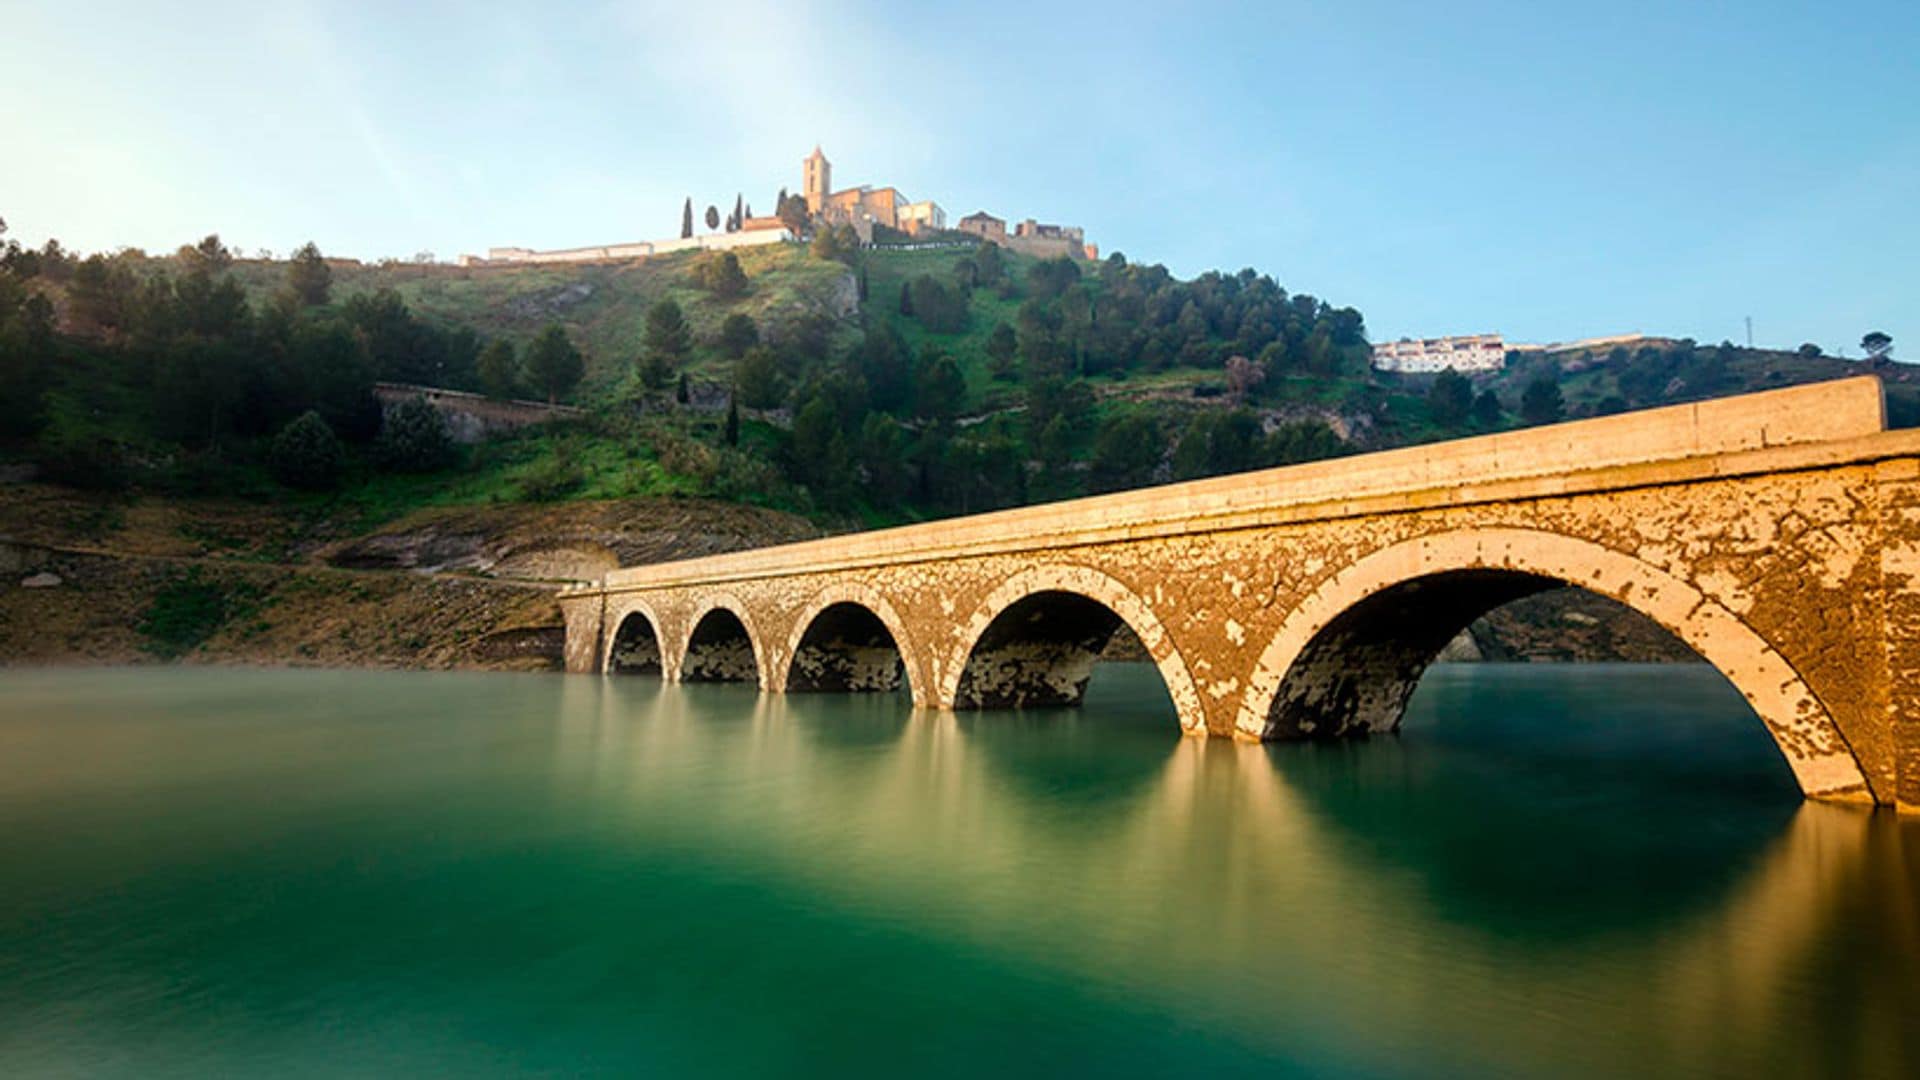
{"left": 559, "top": 378, "right": 1920, "bottom": 812}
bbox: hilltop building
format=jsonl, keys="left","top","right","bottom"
{"left": 1371, "top": 334, "right": 1506, "bottom": 373}
{"left": 802, "top": 146, "right": 946, "bottom": 242}
{"left": 956, "top": 209, "right": 1094, "bottom": 260}
{"left": 459, "top": 145, "right": 1089, "bottom": 266}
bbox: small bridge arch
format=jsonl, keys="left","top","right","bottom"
{"left": 679, "top": 594, "right": 770, "bottom": 688}
{"left": 603, "top": 601, "right": 666, "bottom": 676}
{"left": 938, "top": 564, "right": 1206, "bottom": 734}
{"left": 1233, "top": 528, "right": 1872, "bottom": 802}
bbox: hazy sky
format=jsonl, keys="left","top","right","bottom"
{"left": 2, "top": 0, "right": 1913, "bottom": 352}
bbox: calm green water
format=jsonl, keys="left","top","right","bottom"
{"left": 1, "top": 664, "right": 1915, "bottom": 1078}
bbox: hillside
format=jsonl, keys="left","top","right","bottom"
{"left": 9, "top": 230, "right": 1886, "bottom": 669}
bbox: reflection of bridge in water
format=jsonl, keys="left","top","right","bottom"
{"left": 561, "top": 378, "right": 1920, "bottom": 811}
{"left": 554, "top": 676, "right": 1920, "bottom": 1074}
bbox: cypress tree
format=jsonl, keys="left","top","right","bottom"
{"left": 898, "top": 281, "right": 913, "bottom": 317}
{"left": 724, "top": 397, "right": 740, "bottom": 446}
{"left": 681, "top": 197, "right": 693, "bottom": 239}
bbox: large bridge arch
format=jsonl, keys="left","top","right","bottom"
{"left": 1232, "top": 528, "right": 1872, "bottom": 802}
{"left": 778, "top": 584, "right": 925, "bottom": 705}
{"left": 679, "top": 593, "right": 770, "bottom": 688}
{"left": 936, "top": 564, "right": 1206, "bottom": 734}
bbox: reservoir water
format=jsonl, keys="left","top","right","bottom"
{"left": 1, "top": 664, "right": 1915, "bottom": 1077}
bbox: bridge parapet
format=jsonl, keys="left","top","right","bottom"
{"left": 560, "top": 377, "right": 1920, "bottom": 811}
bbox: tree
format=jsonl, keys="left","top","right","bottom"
{"left": 1426, "top": 368, "right": 1472, "bottom": 427}
{"left": 1520, "top": 374, "right": 1565, "bottom": 426}
{"left": 1089, "top": 415, "right": 1162, "bottom": 493}
{"left": 1863, "top": 331, "right": 1894, "bottom": 361}
{"left": 681, "top": 197, "right": 694, "bottom": 239}
{"left": 898, "top": 281, "right": 914, "bottom": 317}
{"left": 724, "top": 397, "right": 740, "bottom": 446}
{"left": 477, "top": 339, "right": 520, "bottom": 400}
{"left": 696, "top": 250, "right": 749, "bottom": 298}
{"left": 177, "top": 234, "right": 233, "bottom": 274}
{"left": 735, "top": 345, "right": 784, "bottom": 409}
{"left": 778, "top": 193, "right": 810, "bottom": 237}
{"left": 810, "top": 224, "right": 859, "bottom": 264}
{"left": 269, "top": 410, "right": 345, "bottom": 490}
{"left": 731, "top": 193, "right": 744, "bottom": 232}
{"left": 525, "top": 323, "right": 584, "bottom": 403}
{"left": 858, "top": 266, "right": 869, "bottom": 302}
{"left": 719, "top": 313, "right": 758, "bottom": 358}
{"left": 913, "top": 351, "right": 968, "bottom": 423}
{"left": 287, "top": 242, "right": 331, "bottom": 306}
{"left": 986, "top": 322, "right": 1019, "bottom": 381}
{"left": 644, "top": 298, "right": 692, "bottom": 361}
{"left": 374, "top": 396, "right": 457, "bottom": 472}
{"left": 908, "top": 275, "right": 968, "bottom": 333}
{"left": 675, "top": 372, "right": 691, "bottom": 405}
{"left": 705, "top": 205, "right": 720, "bottom": 231}
{"left": 1797, "top": 343, "right": 1824, "bottom": 359}
{"left": 1471, "top": 389, "right": 1502, "bottom": 427}
{"left": 1225, "top": 354, "right": 1265, "bottom": 403}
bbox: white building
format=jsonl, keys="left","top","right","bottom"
{"left": 1371, "top": 333, "right": 1506, "bottom": 374}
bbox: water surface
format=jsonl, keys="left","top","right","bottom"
{"left": 1, "top": 664, "right": 1914, "bottom": 1077}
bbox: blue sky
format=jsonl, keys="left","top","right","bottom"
{"left": 2, "top": 0, "right": 1913, "bottom": 353}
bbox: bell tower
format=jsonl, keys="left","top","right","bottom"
{"left": 803, "top": 146, "right": 831, "bottom": 214}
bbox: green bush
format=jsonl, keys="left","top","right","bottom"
{"left": 374, "top": 397, "right": 458, "bottom": 472}
{"left": 269, "top": 410, "right": 344, "bottom": 491}
{"left": 513, "top": 451, "right": 584, "bottom": 501}
{"left": 139, "top": 572, "right": 256, "bottom": 658}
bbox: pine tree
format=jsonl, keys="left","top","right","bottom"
{"left": 525, "top": 323, "right": 584, "bottom": 404}
{"left": 680, "top": 197, "right": 693, "bottom": 239}
{"left": 286, "top": 242, "right": 331, "bottom": 307}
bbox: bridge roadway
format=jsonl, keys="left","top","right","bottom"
{"left": 559, "top": 377, "right": 1920, "bottom": 811}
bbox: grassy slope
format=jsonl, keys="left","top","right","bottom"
{"left": 225, "top": 244, "right": 854, "bottom": 393}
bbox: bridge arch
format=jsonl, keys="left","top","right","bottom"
{"left": 1232, "top": 528, "right": 1870, "bottom": 801}
{"left": 679, "top": 594, "right": 769, "bottom": 688}
{"left": 938, "top": 564, "right": 1206, "bottom": 734}
{"left": 602, "top": 600, "right": 666, "bottom": 676}
{"left": 778, "top": 584, "right": 924, "bottom": 705}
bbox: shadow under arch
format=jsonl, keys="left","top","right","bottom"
{"left": 604, "top": 606, "right": 664, "bottom": 676}
{"left": 780, "top": 585, "right": 922, "bottom": 704}
{"left": 939, "top": 564, "right": 1205, "bottom": 735}
{"left": 681, "top": 596, "right": 766, "bottom": 687}
{"left": 1233, "top": 528, "right": 1870, "bottom": 801}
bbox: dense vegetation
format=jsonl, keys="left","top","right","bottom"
{"left": 1, "top": 212, "right": 1906, "bottom": 528}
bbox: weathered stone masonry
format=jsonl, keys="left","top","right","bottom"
{"left": 561, "top": 378, "right": 1920, "bottom": 812}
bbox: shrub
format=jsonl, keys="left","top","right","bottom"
{"left": 374, "top": 397, "right": 457, "bottom": 472}
{"left": 269, "top": 410, "right": 344, "bottom": 491}
{"left": 139, "top": 571, "right": 257, "bottom": 658}
{"left": 513, "top": 451, "right": 584, "bottom": 501}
